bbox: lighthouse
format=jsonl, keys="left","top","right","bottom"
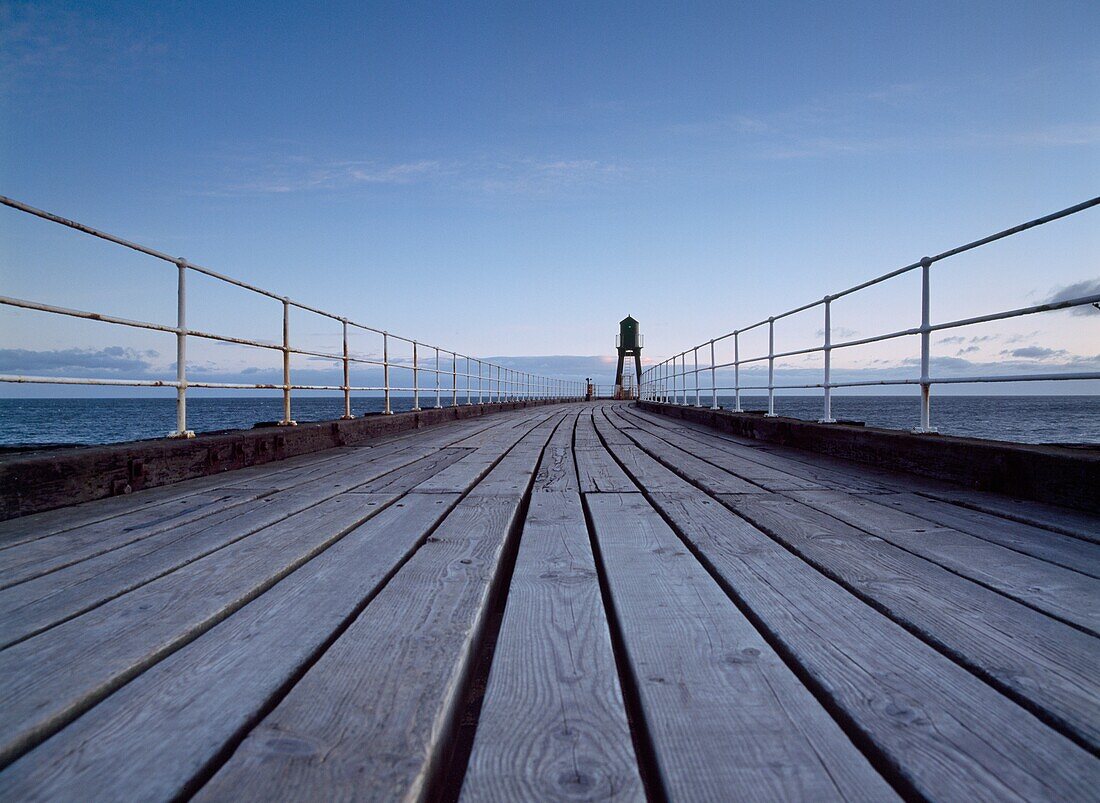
{"left": 614, "top": 315, "right": 643, "bottom": 399}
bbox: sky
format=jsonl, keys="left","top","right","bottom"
{"left": 1, "top": 0, "right": 1098, "bottom": 397}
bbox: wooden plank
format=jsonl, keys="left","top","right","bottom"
{"left": 875, "top": 492, "right": 1100, "bottom": 578}
{"left": 532, "top": 411, "right": 579, "bottom": 492}
{"left": 723, "top": 493, "right": 1100, "bottom": 749}
{"left": 0, "top": 483, "right": 395, "bottom": 648}
{"left": 414, "top": 411, "right": 559, "bottom": 494}
{"left": 461, "top": 490, "right": 642, "bottom": 800}
{"left": 573, "top": 409, "right": 604, "bottom": 449}
{"left": 193, "top": 417, "right": 559, "bottom": 800}
{"left": 0, "top": 492, "right": 397, "bottom": 765}
{"left": 641, "top": 486, "right": 1099, "bottom": 800}
{"left": 350, "top": 448, "right": 474, "bottom": 494}
{"left": 0, "top": 492, "right": 463, "bottom": 800}
{"left": 575, "top": 445, "right": 638, "bottom": 494}
{"left": 626, "top": 407, "right": 891, "bottom": 493}
{"left": 467, "top": 413, "right": 570, "bottom": 497}
{"left": 786, "top": 489, "right": 1100, "bottom": 633}
{"left": 0, "top": 489, "right": 267, "bottom": 589}
{"left": 604, "top": 412, "right": 767, "bottom": 495}
{"left": 586, "top": 492, "right": 896, "bottom": 801}
{"left": 917, "top": 489, "right": 1100, "bottom": 543}
{"left": 618, "top": 407, "right": 824, "bottom": 491}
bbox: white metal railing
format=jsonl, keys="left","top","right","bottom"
{"left": 640, "top": 197, "right": 1100, "bottom": 432}
{"left": 0, "top": 196, "right": 585, "bottom": 437}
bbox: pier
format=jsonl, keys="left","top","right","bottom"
{"left": 1, "top": 194, "right": 1098, "bottom": 799}
{"left": 0, "top": 401, "right": 1097, "bottom": 800}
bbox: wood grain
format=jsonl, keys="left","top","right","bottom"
{"left": 0, "top": 492, "right": 396, "bottom": 766}
{"left": 0, "top": 493, "right": 461, "bottom": 801}
{"left": 462, "top": 490, "right": 642, "bottom": 801}
{"left": 587, "top": 492, "right": 896, "bottom": 801}
{"left": 193, "top": 419, "right": 559, "bottom": 801}
{"left": 724, "top": 492, "right": 1100, "bottom": 749}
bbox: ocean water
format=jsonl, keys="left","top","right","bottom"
{"left": 0, "top": 395, "right": 1097, "bottom": 448}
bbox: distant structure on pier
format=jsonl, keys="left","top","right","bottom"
{"left": 614, "top": 315, "right": 643, "bottom": 400}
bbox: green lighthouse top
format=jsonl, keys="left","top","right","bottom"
{"left": 617, "top": 315, "right": 642, "bottom": 351}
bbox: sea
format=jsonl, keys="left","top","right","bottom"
{"left": 0, "top": 395, "right": 1098, "bottom": 449}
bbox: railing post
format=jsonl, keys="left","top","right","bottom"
{"left": 341, "top": 318, "right": 354, "bottom": 419}
{"left": 279, "top": 298, "right": 296, "bottom": 425}
{"left": 466, "top": 356, "right": 472, "bottom": 405}
{"left": 766, "top": 318, "right": 777, "bottom": 417}
{"left": 915, "top": 256, "right": 938, "bottom": 433}
{"left": 820, "top": 297, "right": 835, "bottom": 423}
{"left": 169, "top": 259, "right": 194, "bottom": 438}
{"left": 681, "top": 353, "right": 687, "bottom": 405}
{"left": 434, "top": 347, "right": 442, "bottom": 408}
{"left": 709, "top": 339, "right": 719, "bottom": 409}
{"left": 411, "top": 341, "right": 421, "bottom": 411}
{"left": 733, "top": 331, "right": 742, "bottom": 412}
{"left": 452, "top": 352, "right": 458, "bottom": 407}
{"left": 694, "top": 346, "right": 701, "bottom": 407}
{"left": 383, "top": 332, "right": 392, "bottom": 415}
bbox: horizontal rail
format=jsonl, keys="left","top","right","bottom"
{"left": 1, "top": 196, "right": 585, "bottom": 435}
{"left": 641, "top": 197, "right": 1100, "bottom": 431}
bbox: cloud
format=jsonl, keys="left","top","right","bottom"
{"left": 345, "top": 160, "right": 442, "bottom": 184}
{"left": 0, "top": 347, "right": 160, "bottom": 375}
{"left": 669, "top": 76, "right": 1100, "bottom": 161}
{"left": 204, "top": 150, "right": 626, "bottom": 197}
{"left": 1001, "top": 346, "right": 1068, "bottom": 360}
{"left": 4, "top": 346, "right": 1097, "bottom": 398}
{"left": 816, "top": 327, "right": 858, "bottom": 339}
{"left": 1042, "top": 279, "right": 1100, "bottom": 316}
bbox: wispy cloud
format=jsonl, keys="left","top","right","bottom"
{"left": 205, "top": 153, "right": 626, "bottom": 197}
{"left": 670, "top": 77, "right": 1100, "bottom": 160}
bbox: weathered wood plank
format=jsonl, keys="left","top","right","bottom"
{"left": 0, "top": 480, "right": 403, "bottom": 648}
{"left": 640, "top": 485, "right": 1100, "bottom": 800}
{"left": 618, "top": 407, "right": 824, "bottom": 491}
{"left": 918, "top": 489, "right": 1100, "bottom": 543}
{"left": 0, "top": 492, "right": 397, "bottom": 766}
{"left": 0, "top": 492, "right": 462, "bottom": 800}
{"left": 624, "top": 407, "right": 891, "bottom": 493}
{"left": 573, "top": 410, "right": 604, "bottom": 449}
{"left": 193, "top": 420, "right": 559, "bottom": 800}
{"left": 350, "top": 448, "right": 474, "bottom": 494}
{"left": 875, "top": 492, "right": 1100, "bottom": 578}
{"left": 0, "top": 489, "right": 266, "bottom": 589}
{"left": 575, "top": 445, "right": 638, "bottom": 494}
{"left": 413, "top": 411, "right": 559, "bottom": 493}
{"left": 605, "top": 413, "right": 766, "bottom": 495}
{"left": 586, "top": 492, "right": 896, "bottom": 801}
{"left": 786, "top": 489, "right": 1100, "bottom": 633}
{"left": 461, "top": 490, "right": 642, "bottom": 801}
{"left": 723, "top": 493, "right": 1100, "bottom": 749}
{"left": 532, "top": 412, "right": 579, "bottom": 492}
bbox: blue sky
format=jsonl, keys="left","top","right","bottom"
{"left": 1, "top": 0, "right": 1098, "bottom": 396}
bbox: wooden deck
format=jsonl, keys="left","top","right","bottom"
{"left": 0, "top": 401, "right": 1097, "bottom": 800}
